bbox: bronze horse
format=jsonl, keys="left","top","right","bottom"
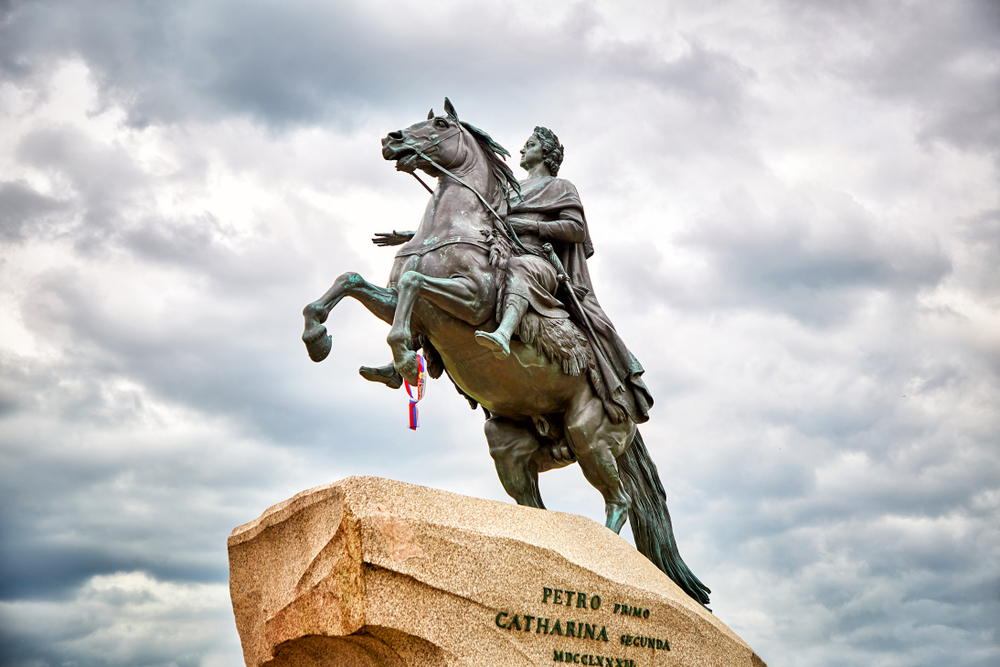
{"left": 301, "top": 100, "right": 710, "bottom": 606}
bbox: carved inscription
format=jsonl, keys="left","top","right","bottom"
{"left": 494, "top": 587, "right": 670, "bottom": 664}
{"left": 620, "top": 635, "right": 669, "bottom": 651}
{"left": 612, "top": 603, "right": 651, "bottom": 619}
{"left": 553, "top": 650, "right": 635, "bottom": 666}
{"left": 496, "top": 612, "right": 610, "bottom": 642}
{"left": 543, "top": 587, "right": 602, "bottom": 610}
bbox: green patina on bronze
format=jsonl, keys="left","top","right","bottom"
{"left": 301, "top": 99, "right": 710, "bottom": 607}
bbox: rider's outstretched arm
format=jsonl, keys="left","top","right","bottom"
{"left": 372, "top": 230, "right": 415, "bottom": 246}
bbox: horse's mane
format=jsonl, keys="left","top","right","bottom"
{"left": 460, "top": 121, "right": 521, "bottom": 203}
{"left": 440, "top": 99, "right": 529, "bottom": 299}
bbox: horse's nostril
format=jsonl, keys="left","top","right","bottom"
{"left": 388, "top": 130, "right": 404, "bottom": 141}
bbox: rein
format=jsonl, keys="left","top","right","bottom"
{"left": 412, "top": 146, "right": 506, "bottom": 224}
{"left": 404, "top": 130, "right": 535, "bottom": 258}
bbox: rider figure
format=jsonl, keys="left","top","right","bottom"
{"left": 477, "top": 127, "right": 653, "bottom": 425}
{"left": 474, "top": 127, "right": 575, "bottom": 359}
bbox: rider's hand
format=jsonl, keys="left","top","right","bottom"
{"left": 508, "top": 218, "right": 537, "bottom": 235}
{"left": 372, "top": 231, "right": 415, "bottom": 247}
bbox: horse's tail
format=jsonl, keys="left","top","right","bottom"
{"left": 617, "top": 430, "right": 711, "bottom": 607}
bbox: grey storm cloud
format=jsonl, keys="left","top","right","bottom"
{"left": 13, "top": 124, "right": 152, "bottom": 250}
{"left": 0, "top": 180, "right": 68, "bottom": 242}
{"left": 680, "top": 186, "right": 953, "bottom": 324}
{"left": 605, "top": 183, "right": 955, "bottom": 327}
{"left": 0, "top": 0, "right": 758, "bottom": 131}
{"left": 843, "top": 0, "right": 1000, "bottom": 154}
{"left": 770, "top": 0, "right": 1000, "bottom": 155}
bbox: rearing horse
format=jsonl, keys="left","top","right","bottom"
{"left": 301, "top": 100, "right": 710, "bottom": 606}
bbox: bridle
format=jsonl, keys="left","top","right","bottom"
{"left": 398, "top": 121, "right": 533, "bottom": 256}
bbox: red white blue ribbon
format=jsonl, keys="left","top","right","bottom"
{"left": 403, "top": 353, "right": 426, "bottom": 430}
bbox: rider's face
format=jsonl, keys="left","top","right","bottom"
{"left": 519, "top": 135, "right": 544, "bottom": 171}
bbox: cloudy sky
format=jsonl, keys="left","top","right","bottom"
{"left": 0, "top": 0, "right": 997, "bottom": 665}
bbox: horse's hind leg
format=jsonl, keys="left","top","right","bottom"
{"left": 485, "top": 416, "right": 545, "bottom": 509}
{"left": 565, "top": 384, "right": 637, "bottom": 534}
{"left": 303, "top": 272, "right": 397, "bottom": 362}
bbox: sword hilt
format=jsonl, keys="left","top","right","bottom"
{"left": 541, "top": 243, "right": 569, "bottom": 284}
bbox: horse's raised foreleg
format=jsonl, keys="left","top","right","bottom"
{"left": 564, "top": 384, "right": 637, "bottom": 534}
{"left": 302, "top": 272, "right": 397, "bottom": 362}
{"left": 387, "top": 270, "right": 490, "bottom": 384}
{"left": 485, "top": 416, "right": 545, "bottom": 509}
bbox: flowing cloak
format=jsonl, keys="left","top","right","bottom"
{"left": 505, "top": 176, "right": 653, "bottom": 424}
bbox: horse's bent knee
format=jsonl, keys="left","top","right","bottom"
{"left": 335, "top": 270, "right": 363, "bottom": 288}
{"left": 340, "top": 270, "right": 361, "bottom": 281}
{"left": 397, "top": 270, "right": 424, "bottom": 292}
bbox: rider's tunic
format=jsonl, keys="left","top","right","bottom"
{"left": 504, "top": 176, "right": 654, "bottom": 424}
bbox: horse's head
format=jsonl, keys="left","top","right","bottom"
{"left": 381, "top": 98, "right": 473, "bottom": 177}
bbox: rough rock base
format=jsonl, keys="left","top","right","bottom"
{"left": 228, "top": 476, "right": 766, "bottom": 667}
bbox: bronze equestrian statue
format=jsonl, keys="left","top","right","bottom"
{"left": 301, "top": 99, "right": 711, "bottom": 607}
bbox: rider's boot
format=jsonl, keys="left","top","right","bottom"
{"left": 359, "top": 362, "right": 403, "bottom": 389}
{"left": 475, "top": 296, "right": 528, "bottom": 360}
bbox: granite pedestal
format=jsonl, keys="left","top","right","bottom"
{"left": 229, "top": 476, "right": 766, "bottom": 667}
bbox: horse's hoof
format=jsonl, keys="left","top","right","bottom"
{"left": 359, "top": 364, "right": 403, "bottom": 389}
{"left": 606, "top": 502, "right": 629, "bottom": 534}
{"left": 475, "top": 330, "right": 510, "bottom": 360}
{"left": 303, "top": 325, "right": 332, "bottom": 362}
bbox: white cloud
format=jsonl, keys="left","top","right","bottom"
{"left": 0, "top": 571, "right": 240, "bottom": 667}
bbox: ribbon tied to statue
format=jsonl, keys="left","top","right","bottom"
{"left": 403, "top": 354, "right": 426, "bottom": 430}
